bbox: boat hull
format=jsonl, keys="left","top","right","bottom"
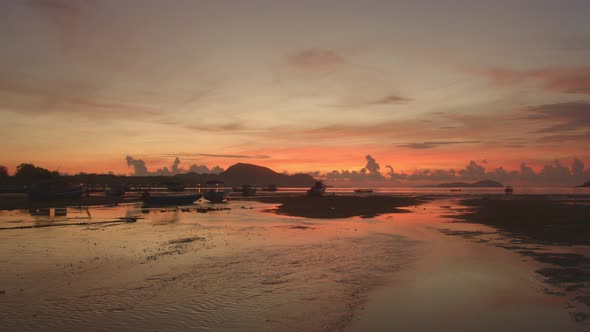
{"left": 203, "top": 191, "right": 230, "bottom": 203}
{"left": 27, "top": 189, "right": 84, "bottom": 201}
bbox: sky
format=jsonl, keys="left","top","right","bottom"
{"left": 1, "top": 0, "right": 589, "bottom": 185}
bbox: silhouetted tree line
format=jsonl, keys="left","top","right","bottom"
{"left": 0, "top": 163, "right": 223, "bottom": 188}
{"left": 0, "top": 163, "right": 60, "bottom": 184}
{"left": 0, "top": 163, "right": 316, "bottom": 189}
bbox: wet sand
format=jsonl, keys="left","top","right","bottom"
{"left": 454, "top": 195, "right": 590, "bottom": 245}
{"left": 347, "top": 202, "right": 589, "bottom": 331}
{"left": 257, "top": 195, "right": 423, "bottom": 218}
{"left": 1, "top": 195, "right": 589, "bottom": 331}
{"left": 0, "top": 201, "right": 419, "bottom": 331}
{"left": 438, "top": 196, "right": 590, "bottom": 323}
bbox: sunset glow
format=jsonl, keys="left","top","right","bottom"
{"left": 1, "top": 0, "right": 589, "bottom": 185}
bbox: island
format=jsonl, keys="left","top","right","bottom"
{"left": 577, "top": 180, "right": 590, "bottom": 187}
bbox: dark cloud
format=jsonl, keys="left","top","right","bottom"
{"left": 537, "top": 132, "right": 590, "bottom": 143}
{"left": 524, "top": 102, "right": 590, "bottom": 133}
{"left": 126, "top": 156, "right": 148, "bottom": 176}
{"left": 285, "top": 49, "right": 344, "bottom": 71}
{"left": 372, "top": 95, "right": 411, "bottom": 105}
{"left": 396, "top": 141, "right": 480, "bottom": 149}
{"left": 363, "top": 155, "right": 384, "bottom": 178}
{"left": 171, "top": 157, "right": 181, "bottom": 174}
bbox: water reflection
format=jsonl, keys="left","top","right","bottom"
{"left": 0, "top": 198, "right": 588, "bottom": 331}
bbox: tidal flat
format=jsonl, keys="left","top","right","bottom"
{"left": 0, "top": 195, "right": 589, "bottom": 331}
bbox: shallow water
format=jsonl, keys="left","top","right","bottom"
{"left": 0, "top": 198, "right": 588, "bottom": 331}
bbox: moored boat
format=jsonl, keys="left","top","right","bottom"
{"left": 203, "top": 190, "right": 231, "bottom": 203}
{"left": 27, "top": 181, "right": 84, "bottom": 201}
{"left": 203, "top": 180, "right": 230, "bottom": 202}
{"left": 165, "top": 181, "right": 186, "bottom": 192}
{"left": 105, "top": 184, "right": 126, "bottom": 196}
{"left": 240, "top": 184, "right": 256, "bottom": 196}
{"left": 504, "top": 185, "right": 514, "bottom": 194}
{"left": 354, "top": 188, "right": 373, "bottom": 194}
{"left": 261, "top": 184, "right": 278, "bottom": 192}
{"left": 307, "top": 181, "right": 327, "bottom": 197}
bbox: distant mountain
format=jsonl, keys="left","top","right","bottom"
{"left": 577, "top": 181, "right": 590, "bottom": 187}
{"left": 435, "top": 180, "right": 504, "bottom": 188}
{"left": 211, "top": 163, "right": 316, "bottom": 187}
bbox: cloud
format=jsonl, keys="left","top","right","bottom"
{"left": 324, "top": 154, "right": 385, "bottom": 182}
{"left": 314, "top": 155, "right": 590, "bottom": 186}
{"left": 171, "top": 157, "right": 181, "bottom": 174}
{"left": 126, "top": 156, "right": 148, "bottom": 176}
{"left": 125, "top": 156, "right": 224, "bottom": 176}
{"left": 472, "top": 66, "right": 590, "bottom": 95}
{"left": 0, "top": 77, "right": 161, "bottom": 119}
{"left": 363, "top": 154, "right": 384, "bottom": 179}
{"left": 285, "top": 49, "right": 345, "bottom": 71}
{"left": 537, "top": 132, "right": 590, "bottom": 143}
{"left": 163, "top": 153, "right": 270, "bottom": 159}
{"left": 372, "top": 95, "right": 411, "bottom": 105}
{"left": 184, "top": 122, "right": 246, "bottom": 132}
{"left": 396, "top": 141, "right": 480, "bottom": 149}
{"left": 457, "top": 160, "right": 486, "bottom": 180}
{"left": 524, "top": 101, "right": 590, "bottom": 133}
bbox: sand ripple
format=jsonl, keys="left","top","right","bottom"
{"left": 0, "top": 233, "right": 418, "bottom": 332}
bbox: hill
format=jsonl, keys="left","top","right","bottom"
{"left": 577, "top": 181, "right": 590, "bottom": 187}
{"left": 211, "top": 163, "right": 316, "bottom": 187}
{"left": 435, "top": 180, "right": 504, "bottom": 188}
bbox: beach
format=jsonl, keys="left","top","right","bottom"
{"left": 0, "top": 193, "right": 589, "bottom": 331}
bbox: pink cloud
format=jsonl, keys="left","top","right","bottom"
{"left": 471, "top": 66, "right": 590, "bottom": 95}
{"left": 285, "top": 49, "right": 345, "bottom": 71}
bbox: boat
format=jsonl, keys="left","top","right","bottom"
{"left": 203, "top": 190, "right": 231, "bottom": 203}
{"left": 202, "top": 180, "right": 230, "bottom": 202}
{"left": 450, "top": 189, "right": 462, "bottom": 192}
{"left": 141, "top": 192, "right": 202, "bottom": 206}
{"left": 165, "top": 181, "right": 186, "bottom": 192}
{"left": 307, "top": 181, "right": 327, "bottom": 197}
{"left": 240, "top": 184, "right": 257, "bottom": 196}
{"left": 354, "top": 189, "right": 373, "bottom": 194}
{"left": 504, "top": 185, "right": 514, "bottom": 194}
{"left": 105, "top": 184, "right": 126, "bottom": 196}
{"left": 27, "top": 181, "right": 84, "bottom": 201}
{"left": 261, "top": 184, "right": 278, "bottom": 192}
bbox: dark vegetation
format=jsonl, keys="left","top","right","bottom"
{"left": 0, "top": 162, "right": 316, "bottom": 190}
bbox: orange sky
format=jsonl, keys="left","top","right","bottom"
{"left": 1, "top": 1, "right": 589, "bottom": 184}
